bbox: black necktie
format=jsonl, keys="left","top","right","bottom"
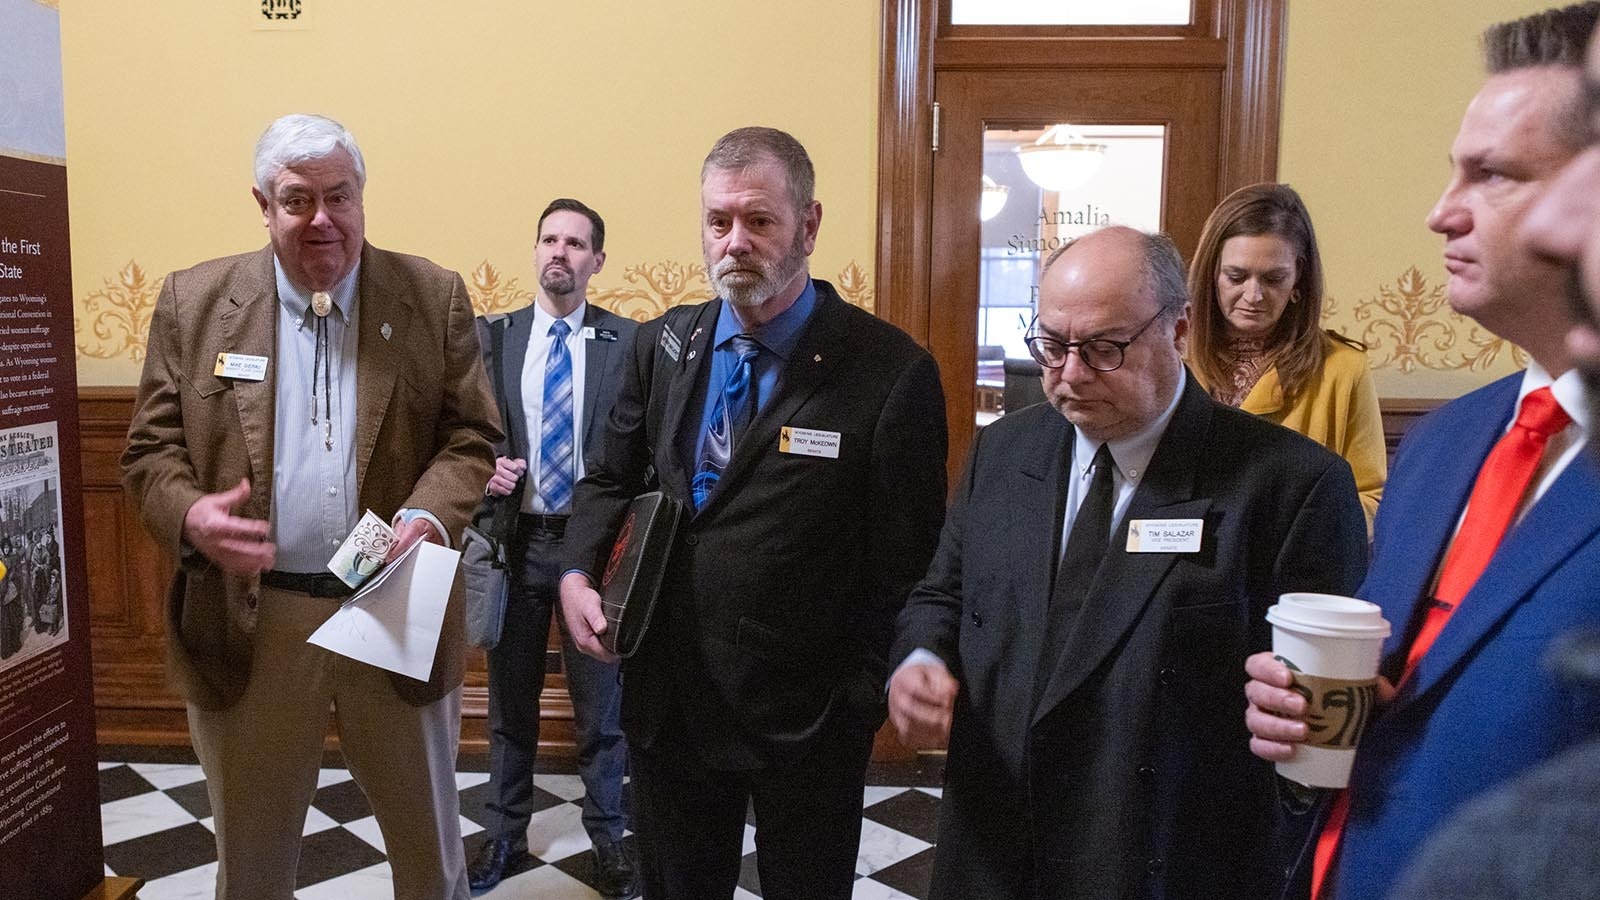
{"left": 1037, "top": 442, "right": 1115, "bottom": 703}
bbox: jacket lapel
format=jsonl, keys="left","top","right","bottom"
{"left": 660, "top": 302, "right": 718, "bottom": 503}
{"left": 1034, "top": 376, "right": 1214, "bottom": 721}
{"left": 581, "top": 304, "right": 614, "bottom": 442}
{"left": 500, "top": 305, "right": 534, "bottom": 460}
{"left": 223, "top": 247, "right": 280, "bottom": 517}
{"left": 353, "top": 244, "right": 413, "bottom": 493}
{"left": 1370, "top": 384, "right": 1513, "bottom": 671}
{"left": 1400, "top": 454, "right": 1600, "bottom": 703}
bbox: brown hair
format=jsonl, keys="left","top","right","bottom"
{"left": 1186, "top": 183, "right": 1350, "bottom": 406}
{"left": 701, "top": 126, "right": 815, "bottom": 214}
{"left": 1483, "top": 3, "right": 1600, "bottom": 150}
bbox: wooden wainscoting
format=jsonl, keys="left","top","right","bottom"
{"left": 80, "top": 388, "right": 1444, "bottom": 753}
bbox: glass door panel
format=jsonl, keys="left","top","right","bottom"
{"left": 976, "top": 125, "right": 1167, "bottom": 424}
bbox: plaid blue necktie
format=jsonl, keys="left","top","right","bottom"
{"left": 692, "top": 335, "right": 761, "bottom": 509}
{"left": 539, "top": 319, "right": 575, "bottom": 512}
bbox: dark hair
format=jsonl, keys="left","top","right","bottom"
{"left": 536, "top": 198, "right": 605, "bottom": 254}
{"left": 1042, "top": 226, "right": 1188, "bottom": 317}
{"left": 1485, "top": 3, "right": 1600, "bottom": 149}
{"left": 701, "top": 126, "right": 815, "bottom": 212}
{"left": 1186, "top": 183, "right": 1348, "bottom": 407}
{"left": 1484, "top": 3, "right": 1598, "bottom": 71}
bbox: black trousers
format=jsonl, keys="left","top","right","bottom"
{"left": 630, "top": 724, "right": 875, "bottom": 900}
{"left": 481, "top": 522, "right": 628, "bottom": 845}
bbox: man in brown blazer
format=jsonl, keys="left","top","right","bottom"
{"left": 122, "top": 113, "right": 499, "bottom": 900}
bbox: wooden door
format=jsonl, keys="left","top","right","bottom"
{"left": 930, "top": 67, "right": 1222, "bottom": 454}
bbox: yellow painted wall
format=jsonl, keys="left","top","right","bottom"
{"left": 66, "top": 0, "right": 1564, "bottom": 399}
{"left": 1280, "top": 0, "right": 1555, "bottom": 399}
{"left": 63, "top": 0, "right": 881, "bottom": 385}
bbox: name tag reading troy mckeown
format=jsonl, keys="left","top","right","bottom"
{"left": 1126, "top": 518, "right": 1204, "bottom": 553}
{"left": 213, "top": 352, "right": 268, "bottom": 381}
{"left": 779, "top": 426, "right": 841, "bottom": 459}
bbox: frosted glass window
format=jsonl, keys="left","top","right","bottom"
{"left": 951, "top": 0, "right": 1191, "bottom": 26}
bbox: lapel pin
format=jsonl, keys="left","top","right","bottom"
{"left": 381, "top": 322, "right": 393, "bottom": 341}
{"left": 690, "top": 327, "right": 703, "bottom": 342}
{"left": 688, "top": 350, "right": 697, "bottom": 361}
{"left": 814, "top": 354, "right": 822, "bottom": 362}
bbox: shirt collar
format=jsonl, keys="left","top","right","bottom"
{"left": 713, "top": 278, "right": 818, "bottom": 362}
{"left": 1517, "top": 360, "right": 1589, "bottom": 436}
{"left": 1072, "top": 368, "right": 1187, "bottom": 484}
{"left": 532, "top": 299, "right": 587, "bottom": 337}
{"left": 274, "top": 257, "right": 360, "bottom": 326}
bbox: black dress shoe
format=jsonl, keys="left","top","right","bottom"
{"left": 593, "top": 840, "right": 640, "bottom": 899}
{"left": 468, "top": 836, "right": 530, "bottom": 892}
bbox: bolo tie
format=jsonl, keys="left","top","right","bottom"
{"left": 309, "top": 290, "right": 334, "bottom": 451}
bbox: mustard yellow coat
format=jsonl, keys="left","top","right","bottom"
{"left": 1238, "top": 336, "right": 1385, "bottom": 534}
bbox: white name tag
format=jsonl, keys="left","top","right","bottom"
{"left": 214, "top": 352, "right": 268, "bottom": 381}
{"left": 779, "top": 426, "right": 841, "bottom": 459}
{"left": 1126, "top": 518, "right": 1204, "bottom": 553}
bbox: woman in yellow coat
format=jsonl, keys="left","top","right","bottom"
{"left": 1188, "top": 183, "right": 1386, "bottom": 533}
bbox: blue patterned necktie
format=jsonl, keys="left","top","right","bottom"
{"left": 539, "top": 319, "right": 575, "bottom": 512}
{"left": 692, "top": 335, "right": 761, "bottom": 509}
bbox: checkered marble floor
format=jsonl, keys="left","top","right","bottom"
{"left": 98, "top": 747, "right": 942, "bottom": 899}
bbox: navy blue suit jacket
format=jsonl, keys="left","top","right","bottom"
{"left": 1326, "top": 373, "right": 1600, "bottom": 900}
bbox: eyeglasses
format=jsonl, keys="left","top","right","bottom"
{"left": 1024, "top": 309, "right": 1166, "bottom": 373}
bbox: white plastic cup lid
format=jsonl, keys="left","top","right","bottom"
{"left": 1266, "top": 592, "right": 1391, "bottom": 639}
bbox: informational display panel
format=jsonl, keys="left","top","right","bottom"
{"left": 0, "top": 1, "right": 106, "bottom": 897}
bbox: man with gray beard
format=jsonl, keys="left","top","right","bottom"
{"left": 558, "top": 126, "right": 948, "bottom": 900}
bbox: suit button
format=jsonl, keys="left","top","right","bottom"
{"left": 685, "top": 534, "right": 699, "bottom": 546}
{"left": 1146, "top": 858, "right": 1164, "bottom": 876}
{"left": 970, "top": 612, "right": 983, "bottom": 627}
{"left": 1159, "top": 666, "right": 1177, "bottom": 686}
{"left": 246, "top": 592, "right": 259, "bottom": 610}
{"left": 1137, "top": 764, "right": 1155, "bottom": 780}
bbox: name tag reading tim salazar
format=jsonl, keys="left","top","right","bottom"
{"left": 779, "top": 426, "right": 841, "bottom": 459}
{"left": 1126, "top": 518, "right": 1204, "bottom": 553}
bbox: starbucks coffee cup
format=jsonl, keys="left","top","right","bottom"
{"left": 1265, "top": 593, "right": 1391, "bottom": 789}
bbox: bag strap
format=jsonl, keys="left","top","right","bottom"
{"left": 481, "top": 313, "right": 521, "bottom": 542}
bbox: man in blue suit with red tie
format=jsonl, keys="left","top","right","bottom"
{"left": 1244, "top": 6, "right": 1600, "bottom": 900}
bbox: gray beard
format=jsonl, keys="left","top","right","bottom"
{"left": 709, "top": 246, "right": 807, "bottom": 309}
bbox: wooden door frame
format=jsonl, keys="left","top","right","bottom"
{"left": 875, "top": 0, "right": 1287, "bottom": 348}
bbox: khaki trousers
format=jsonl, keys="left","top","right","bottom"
{"left": 188, "top": 585, "right": 468, "bottom": 900}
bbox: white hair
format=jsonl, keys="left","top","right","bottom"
{"left": 253, "top": 113, "right": 366, "bottom": 196}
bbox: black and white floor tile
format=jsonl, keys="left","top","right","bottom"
{"left": 98, "top": 748, "right": 943, "bottom": 899}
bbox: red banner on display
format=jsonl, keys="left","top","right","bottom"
{"left": 0, "top": 153, "right": 104, "bottom": 899}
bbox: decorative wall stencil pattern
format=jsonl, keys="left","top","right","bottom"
{"left": 589, "top": 260, "right": 715, "bottom": 322}
{"left": 1348, "top": 266, "right": 1526, "bottom": 373}
{"left": 76, "top": 260, "right": 160, "bottom": 362}
{"left": 467, "top": 260, "right": 535, "bottom": 317}
{"left": 77, "top": 259, "right": 879, "bottom": 363}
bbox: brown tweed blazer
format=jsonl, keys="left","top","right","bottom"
{"left": 122, "top": 243, "right": 500, "bottom": 710}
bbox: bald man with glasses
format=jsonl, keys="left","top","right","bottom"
{"left": 888, "top": 226, "right": 1368, "bottom": 900}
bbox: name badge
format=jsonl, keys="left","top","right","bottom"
{"left": 779, "top": 426, "right": 841, "bottom": 459}
{"left": 214, "top": 352, "right": 268, "bottom": 381}
{"left": 1126, "top": 518, "right": 1203, "bottom": 553}
{"left": 595, "top": 327, "right": 619, "bottom": 342}
{"left": 660, "top": 328, "right": 682, "bottom": 362}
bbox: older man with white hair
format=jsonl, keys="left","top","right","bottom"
{"left": 123, "top": 113, "right": 500, "bottom": 900}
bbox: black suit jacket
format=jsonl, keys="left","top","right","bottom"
{"left": 563, "top": 280, "right": 948, "bottom": 768}
{"left": 892, "top": 376, "right": 1368, "bottom": 900}
{"left": 476, "top": 301, "right": 637, "bottom": 538}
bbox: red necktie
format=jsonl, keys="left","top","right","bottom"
{"left": 1311, "top": 386, "right": 1571, "bottom": 899}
